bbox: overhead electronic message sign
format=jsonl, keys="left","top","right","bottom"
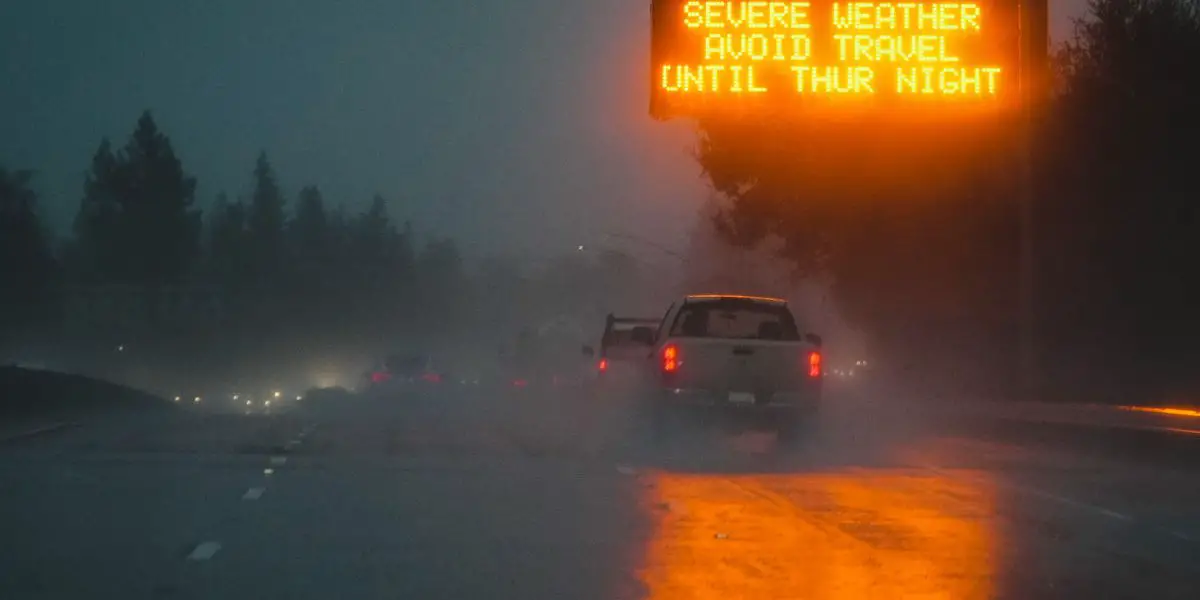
{"left": 649, "top": 1, "right": 1021, "bottom": 119}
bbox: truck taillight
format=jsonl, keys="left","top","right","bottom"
{"left": 662, "top": 344, "right": 679, "bottom": 373}
{"left": 807, "top": 351, "right": 822, "bottom": 377}
{"left": 598, "top": 358, "right": 609, "bottom": 372}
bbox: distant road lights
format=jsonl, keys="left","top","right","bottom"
{"left": 232, "top": 394, "right": 240, "bottom": 401}
{"left": 264, "top": 400, "right": 271, "bottom": 407}
{"left": 173, "top": 395, "right": 181, "bottom": 402}
{"left": 295, "top": 395, "right": 302, "bottom": 401}
{"left": 193, "top": 396, "right": 201, "bottom": 403}
{"left": 273, "top": 391, "right": 281, "bottom": 399}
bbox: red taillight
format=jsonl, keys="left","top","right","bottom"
{"left": 422, "top": 372, "right": 441, "bottom": 383}
{"left": 662, "top": 344, "right": 679, "bottom": 373}
{"left": 807, "top": 351, "right": 822, "bottom": 377}
{"left": 598, "top": 358, "right": 609, "bottom": 372}
{"left": 512, "top": 379, "right": 528, "bottom": 387}
{"left": 371, "top": 371, "right": 391, "bottom": 384}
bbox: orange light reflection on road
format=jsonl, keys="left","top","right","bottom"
{"left": 638, "top": 470, "right": 997, "bottom": 599}
{"left": 1119, "top": 405, "right": 1200, "bottom": 419}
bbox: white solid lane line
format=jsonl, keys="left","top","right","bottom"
{"left": 242, "top": 487, "right": 265, "bottom": 500}
{"left": 187, "top": 541, "right": 222, "bottom": 561}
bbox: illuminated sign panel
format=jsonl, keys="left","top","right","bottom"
{"left": 649, "top": 1, "right": 1019, "bottom": 119}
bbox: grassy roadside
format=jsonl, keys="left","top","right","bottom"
{"left": 0, "top": 366, "right": 177, "bottom": 423}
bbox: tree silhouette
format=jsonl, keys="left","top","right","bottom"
{"left": 247, "top": 151, "right": 286, "bottom": 278}
{"left": 291, "top": 185, "right": 328, "bottom": 264}
{"left": 419, "top": 237, "right": 463, "bottom": 282}
{"left": 73, "top": 138, "right": 124, "bottom": 281}
{"left": 1038, "top": 0, "right": 1200, "bottom": 394}
{"left": 72, "top": 111, "right": 201, "bottom": 285}
{"left": 123, "top": 111, "right": 202, "bottom": 284}
{"left": 0, "top": 167, "right": 57, "bottom": 335}
{"left": 355, "top": 194, "right": 393, "bottom": 266}
{"left": 207, "top": 192, "right": 250, "bottom": 287}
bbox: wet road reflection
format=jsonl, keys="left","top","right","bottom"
{"left": 637, "top": 469, "right": 997, "bottom": 600}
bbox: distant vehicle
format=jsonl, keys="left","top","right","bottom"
{"left": 506, "top": 319, "right": 592, "bottom": 389}
{"left": 583, "top": 315, "right": 659, "bottom": 387}
{"left": 636, "top": 294, "right": 823, "bottom": 440}
{"left": 363, "top": 354, "right": 445, "bottom": 392}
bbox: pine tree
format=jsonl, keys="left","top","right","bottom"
{"left": 247, "top": 151, "right": 286, "bottom": 278}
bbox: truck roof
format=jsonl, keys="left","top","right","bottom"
{"left": 684, "top": 293, "right": 787, "bottom": 305}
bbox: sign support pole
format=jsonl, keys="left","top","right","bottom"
{"left": 1018, "top": 0, "right": 1047, "bottom": 400}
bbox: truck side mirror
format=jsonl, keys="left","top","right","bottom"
{"left": 805, "top": 333, "right": 823, "bottom": 347}
{"left": 631, "top": 327, "right": 655, "bottom": 345}
{"left": 581, "top": 345, "right": 595, "bottom": 357}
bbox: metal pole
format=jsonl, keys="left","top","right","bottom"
{"left": 1018, "top": 102, "right": 1035, "bottom": 398}
{"left": 1018, "top": 0, "right": 1046, "bottom": 398}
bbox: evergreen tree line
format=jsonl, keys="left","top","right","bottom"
{"left": 1, "top": 111, "right": 467, "bottom": 368}
{"left": 693, "top": 0, "right": 1200, "bottom": 401}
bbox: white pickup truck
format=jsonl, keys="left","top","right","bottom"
{"left": 631, "top": 294, "right": 824, "bottom": 438}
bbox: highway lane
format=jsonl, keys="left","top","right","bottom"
{"left": 1, "top": 384, "right": 1198, "bottom": 599}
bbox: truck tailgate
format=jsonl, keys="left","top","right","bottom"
{"left": 668, "top": 338, "right": 813, "bottom": 392}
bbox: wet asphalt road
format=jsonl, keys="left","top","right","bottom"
{"left": 1, "top": 383, "right": 1199, "bottom": 599}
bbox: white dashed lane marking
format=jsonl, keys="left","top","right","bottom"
{"left": 270, "top": 456, "right": 287, "bottom": 466}
{"left": 242, "top": 487, "right": 265, "bottom": 500}
{"left": 1167, "top": 529, "right": 1196, "bottom": 543}
{"left": 187, "top": 541, "right": 222, "bottom": 561}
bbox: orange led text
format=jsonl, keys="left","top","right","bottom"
{"left": 658, "top": 0, "right": 1006, "bottom": 101}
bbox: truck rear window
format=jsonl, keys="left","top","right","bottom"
{"left": 669, "top": 301, "right": 800, "bottom": 340}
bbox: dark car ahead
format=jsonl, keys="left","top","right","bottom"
{"left": 363, "top": 354, "right": 447, "bottom": 394}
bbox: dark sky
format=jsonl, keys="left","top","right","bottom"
{"left": 0, "top": 1, "right": 1082, "bottom": 259}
